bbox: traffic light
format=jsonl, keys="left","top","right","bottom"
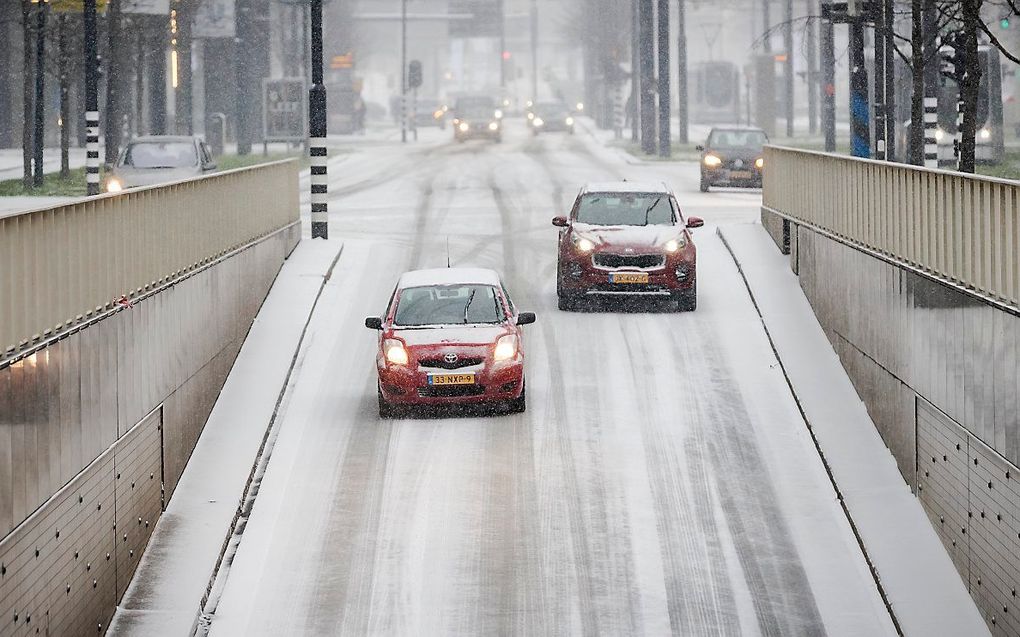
{"left": 1001, "top": 17, "right": 1011, "bottom": 29}
{"left": 408, "top": 60, "right": 422, "bottom": 89}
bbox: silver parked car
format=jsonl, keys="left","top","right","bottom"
{"left": 105, "top": 136, "right": 217, "bottom": 192}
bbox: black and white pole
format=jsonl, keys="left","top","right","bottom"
{"left": 84, "top": 0, "right": 101, "bottom": 195}
{"left": 922, "top": 0, "right": 938, "bottom": 168}
{"left": 309, "top": 0, "right": 328, "bottom": 239}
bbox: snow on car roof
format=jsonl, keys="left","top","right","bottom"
{"left": 397, "top": 267, "right": 502, "bottom": 290}
{"left": 582, "top": 181, "right": 670, "bottom": 195}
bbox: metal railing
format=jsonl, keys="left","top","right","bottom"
{"left": 763, "top": 146, "right": 1020, "bottom": 309}
{"left": 0, "top": 160, "right": 300, "bottom": 358}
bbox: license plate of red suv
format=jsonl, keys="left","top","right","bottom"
{"left": 610, "top": 272, "right": 649, "bottom": 284}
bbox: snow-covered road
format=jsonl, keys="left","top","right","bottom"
{"left": 205, "top": 124, "right": 897, "bottom": 636}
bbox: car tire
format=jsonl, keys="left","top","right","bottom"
{"left": 509, "top": 381, "right": 526, "bottom": 413}
{"left": 378, "top": 385, "right": 398, "bottom": 419}
{"left": 676, "top": 283, "right": 697, "bottom": 312}
{"left": 699, "top": 178, "right": 710, "bottom": 193}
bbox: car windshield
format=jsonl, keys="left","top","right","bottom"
{"left": 575, "top": 193, "right": 674, "bottom": 226}
{"left": 535, "top": 103, "right": 569, "bottom": 118}
{"left": 122, "top": 142, "right": 197, "bottom": 169}
{"left": 394, "top": 284, "right": 504, "bottom": 326}
{"left": 708, "top": 130, "right": 768, "bottom": 150}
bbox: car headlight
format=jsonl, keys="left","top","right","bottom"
{"left": 533, "top": 117, "right": 545, "bottom": 127}
{"left": 383, "top": 339, "right": 409, "bottom": 366}
{"left": 489, "top": 121, "right": 500, "bottom": 131}
{"left": 434, "top": 110, "right": 444, "bottom": 119}
{"left": 980, "top": 128, "right": 991, "bottom": 140}
{"left": 106, "top": 177, "right": 123, "bottom": 193}
{"left": 565, "top": 117, "right": 575, "bottom": 126}
{"left": 494, "top": 109, "right": 504, "bottom": 119}
{"left": 527, "top": 112, "right": 535, "bottom": 121}
{"left": 573, "top": 236, "right": 595, "bottom": 253}
{"left": 755, "top": 157, "right": 764, "bottom": 169}
{"left": 493, "top": 334, "right": 518, "bottom": 361}
{"left": 458, "top": 122, "right": 470, "bottom": 133}
{"left": 703, "top": 154, "right": 722, "bottom": 167}
{"left": 664, "top": 238, "right": 682, "bottom": 253}
{"left": 576, "top": 102, "right": 584, "bottom": 111}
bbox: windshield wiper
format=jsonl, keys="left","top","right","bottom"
{"left": 643, "top": 197, "right": 662, "bottom": 226}
{"left": 462, "top": 289, "right": 477, "bottom": 324}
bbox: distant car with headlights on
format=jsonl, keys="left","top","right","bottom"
{"left": 529, "top": 101, "right": 575, "bottom": 135}
{"left": 553, "top": 182, "right": 704, "bottom": 311}
{"left": 105, "top": 136, "right": 216, "bottom": 193}
{"left": 365, "top": 268, "right": 536, "bottom": 417}
{"left": 412, "top": 99, "right": 448, "bottom": 129}
{"left": 452, "top": 96, "right": 502, "bottom": 143}
{"left": 697, "top": 126, "right": 767, "bottom": 192}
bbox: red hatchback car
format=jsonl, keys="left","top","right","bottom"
{"left": 553, "top": 182, "right": 704, "bottom": 311}
{"left": 365, "top": 268, "right": 536, "bottom": 418}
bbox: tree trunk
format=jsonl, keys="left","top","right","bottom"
{"left": 59, "top": 14, "right": 70, "bottom": 179}
{"left": 958, "top": 0, "right": 982, "bottom": 173}
{"left": 105, "top": 0, "right": 123, "bottom": 168}
{"left": 21, "top": 0, "right": 34, "bottom": 189}
{"left": 909, "top": 0, "right": 924, "bottom": 165}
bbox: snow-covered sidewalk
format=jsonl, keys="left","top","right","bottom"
{"left": 108, "top": 239, "right": 342, "bottom": 637}
{"left": 719, "top": 223, "right": 989, "bottom": 637}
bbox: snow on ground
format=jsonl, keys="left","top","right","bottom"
{"left": 202, "top": 122, "right": 897, "bottom": 635}
{"left": 718, "top": 224, "right": 990, "bottom": 637}
{"left": 107, "top": 240, "right": 342, "bottom": 637}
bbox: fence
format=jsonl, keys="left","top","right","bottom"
{"left": 762, "top": 146, "right": 1019, "bottom": 310}
{"left": 0, "top": 159, "right": 300, "bottom": 360}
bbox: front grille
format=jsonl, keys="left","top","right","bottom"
{"left": 593, "top": 253, "right": 665, "bottom": 269}
{"left": 419, "top": 357, "right": 485, "bottom": 370}
{"left": 418, "top": 384, "right": 486, "bottom": 398}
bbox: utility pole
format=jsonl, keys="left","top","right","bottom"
{"left": 639, "top": 0, "right": 656, "bottom": 154}
{"left": 309, "top": 0, "right": 328, "bottom": 239}
{"left": 631, "top": 0, "right": 640, "bottom": 142}
{"left": 530, "top": 0, "right": 538, "bottom": 100}
{"left": 84, "top": 0, "right": 100, "bottom": 195}
{"left": 874, "top": 2, "right": 886, "bottom": 159}
{"left": 821, "top": 4, "right": 835, "bottom": 151}
{"left": 677, "top": 0, "right": 688, "bottom": 145}
{"left": 762, "top": 0, "right": 772, "bottom": 53}
{"left": 657, "top": 0, "right": 670, "bottom": 157}
{"left": 401, "top": 0, "right": 407, "bottom": 143}
{"left": 783, "top": 0, "right": 793, "bottom": 137}
{"left": 849, "top": 11, "right": 870, "bottom": 157}
{"left": 33, "top": 0, "right": 46, "bottom": 187}
{"left": 105, "top": 0, "right": 124, "bottom": 167}
{"left": 883, "top": 0, "right": 896, "bottom": 160}
{"left": 807, "top": 3, "right": 817, "bottom": 134}
{"left": 497, "top": 0, "right": 506, "bottom": 88}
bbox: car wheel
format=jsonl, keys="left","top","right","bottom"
{"left": 509, "top": 381, "right": 526, "bottom": 413}
{"left": 676, "top": 283, "right": 697, "bottom": 312}
{"left": 699, "top": 178, "right": 710, "bottom": 193}
{"left": 378, "top": 385, "right": 398, "bottom": 418}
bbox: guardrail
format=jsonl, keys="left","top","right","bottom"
{"left": 0, "top": 159, "right": 300, "bottom": 359}
{"left": 762, "top": 146, "right": 1019, "bottom": 309}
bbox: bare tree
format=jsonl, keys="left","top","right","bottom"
{"left": 21, "top": 0, "right": 33, "bottom": 189}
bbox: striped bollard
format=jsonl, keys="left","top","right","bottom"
{"left": 309, "top": 0, "right": 328, "bottom": 239}
{"left": 954, "top": 96, "right": 964, "bottom": 170}
{"left": 923, "top": 96, "right": 938, "bottom": 168}
{"left": 310, "top": 135, "right": 328, "bottom": 238}
{"left": 85, "top": 110, "right": 101, "bottom": 195}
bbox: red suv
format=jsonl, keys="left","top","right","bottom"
{"left": 553, "top": 182, "right": 703, "bottom": 311}
{"left": 365, "top": 268, "right": 536, "bottom": 418}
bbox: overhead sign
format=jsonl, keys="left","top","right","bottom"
{"left": 51, "top": 0, "right": 109, "bottom": 12}
{"left": 122, "top": 0, "right": 169, "bottom": 15}
{"left": 263, "top": 78, "right": 307, "bottom": 143}
{"left": 194, "top": 0, "right": 235, "bottom": 39}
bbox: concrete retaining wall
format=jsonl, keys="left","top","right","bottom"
{"left": 0, "top": 223, "right": 299, "bottom": 637}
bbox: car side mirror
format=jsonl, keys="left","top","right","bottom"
{"left": 686, "top": 216, "right": 704, "bottom": 229}
{"left": 695, "top": 144, "right": 704, "bottom": 151}
{"left": 552, "top": 216, "right": 569, "bottom": 227}
{"left": 516, "top": 312, "right": 536, "bottom": 326}
{"left": 365, "top": 316, "right": 383, "bottom": 330}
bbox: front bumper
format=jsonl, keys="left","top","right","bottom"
{"left": 559, "top": 256, "right": 696, "bottom": 296}
{"left": 378, "top": 361, "right": 524, "bottom": 406}
{"left": 702, "top": 167, "right": 762, "bottom": 187}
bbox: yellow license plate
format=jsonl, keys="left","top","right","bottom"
{"left": 730, "top": 170, "right": 753, "bottom": 179}
{"left": 610, "top": 272, "right": 649, "bottom": 284}
{"left": 428, "top": 373, "right": 476, "bottom": 386}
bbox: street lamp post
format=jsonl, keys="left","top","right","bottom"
{"left": 309, "top": 0, "right": 328, "bottom": 239}
{"left": 84, "top": 0, "right": 100, "bottom": 195}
